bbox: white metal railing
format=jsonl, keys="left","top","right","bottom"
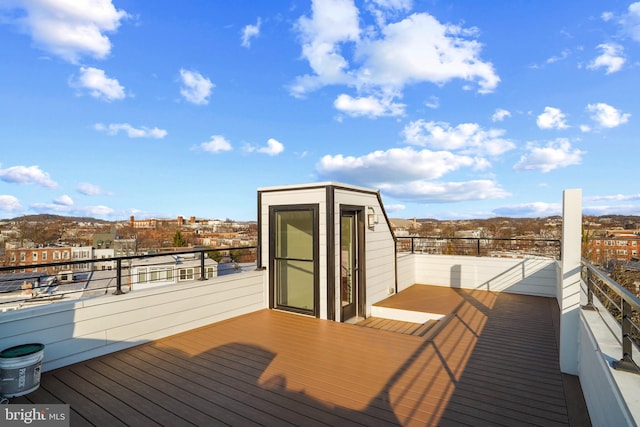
{"left": 581, "top": 257, "right": 640, "bottom": 374}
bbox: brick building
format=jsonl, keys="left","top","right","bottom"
{"left": 587, "top": 230, "right": 640, "bottom": 264}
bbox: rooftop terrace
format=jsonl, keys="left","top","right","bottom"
{"left": 11, "top": 285, "right": 589, "bottom": 426}
{"left": 1, "top": 185, "right": 638, "bottom": 426}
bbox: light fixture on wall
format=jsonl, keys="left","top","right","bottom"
{"left": 367, "top": 207, "right": 378, "bottom": 229}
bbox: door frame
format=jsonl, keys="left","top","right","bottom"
{"left": 268, "top": 204, "right": 320, "bottom": 317}
{"left": 339, "top": 205, "right": 366, "bottom": 322}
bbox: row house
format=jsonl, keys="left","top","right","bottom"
{"left": 3, "top": 246, "right": 93, "bottom": 274}
{"left": 129, "top": 215, "right": 193, "bottom": 229}
{"left": 587, "top": 232, "right": 640, "bottom": 263}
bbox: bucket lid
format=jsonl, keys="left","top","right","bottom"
{"left": 0, "top": 343, "right": 44, "bottom": 358}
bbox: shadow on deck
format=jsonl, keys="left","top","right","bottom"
{"left": 12, "top": 284, "right": 590, "bottom": 426}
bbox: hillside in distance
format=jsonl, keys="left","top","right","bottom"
{"left": 5, "top": 214, "right": 111, "bottom": 224}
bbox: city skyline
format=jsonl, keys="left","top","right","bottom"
{"left": 1, "top": 1, "right": 639, "bottom": 221}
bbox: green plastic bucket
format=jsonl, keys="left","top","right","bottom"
{"left": 0, "top": 343, "right": 44, "bottom": 398}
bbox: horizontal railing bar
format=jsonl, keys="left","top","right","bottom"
{"left": 0, "top": 246, "right": 258, "bottom": 274}
{"left": 581, "top": 257, "right": 640, "bottom": 374}
{"left": 396, "top": 236, "right": 561, "bottom": 258}
{"left": 397, "top": 236, "right": 560, "bottom": 243}
{"left": 0, "top": 246, "right": 259, "bottom": 306}
{"left": 582, "top": 258, "right": 640, "bottom": 312}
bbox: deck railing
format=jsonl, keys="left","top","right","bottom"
{"left": 0, "top": 246, "right": 258, "bottom": 309}
{"left": 582, "top": 257, "right": 640, "bottom": 374}
{"left": 396, "top": 236, "right": 561, "bottom": 259}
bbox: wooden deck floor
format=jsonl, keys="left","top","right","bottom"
{"left": 13, "top": 285, "right": 589, "bottom": 426}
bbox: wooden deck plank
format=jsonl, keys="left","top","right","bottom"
{"left": 15, "top": 284, "right": 589, "bottom": 426}
{"left": 39, "top": 374, "right": 128, "bottom": 426}
{"left": 9, "top": 384, "right": 93, "bottom": 427}
{"left": 50, "top": 369, "right": 162, "bottom": 426}
{"left": 87, "top": 358, "right": 220, "bottom": 427}
{"left": 145, "top": 343, "right": 387, "bottom": 427}
{"left": 110, "top": 350, "right": 281, "bottom": 426}
{"left": 98, "top": 351, "right": 251, "bottom": 426}
{"left": 134, "top": 344, "right": 362, "bottom": 427}
{"left": 69, "top": 364, "right": 195, "bottom": 427}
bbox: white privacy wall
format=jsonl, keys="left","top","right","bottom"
{"left": 0, "top": 271, "right": 267, "bottom": 372}
{"left": 404, "top": 254, "right": 558, "bottom": 297}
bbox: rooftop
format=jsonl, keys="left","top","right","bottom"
{"left": 1, "top": 185, "right": 637, "bottom": 426}
{"left": 11, "top": 285, "right": 589, "bottom": 426}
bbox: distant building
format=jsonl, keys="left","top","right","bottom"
{"left": 130, "top": 253, "right": 217, "bottom": 291}
{"left": 129, "top": 215, "right": 196, "bottom": 229}
{"left": 587, "top": 230, "right": 640, "bottom": 263}
{"left": 3, "top": 245, "right": 95, "bottom": 275}
{"left": 92, "top": 227, "right": 136, "bottom": 265}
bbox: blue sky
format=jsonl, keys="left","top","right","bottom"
{"left": 0, "top": 0, "right": 638, "bottom": 221}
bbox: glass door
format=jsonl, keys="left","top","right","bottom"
{"left": 341, "top": 211, "right": 358, "bottom": 321}
{"left": 271, "top": 206, "right": 318, "bottom": 316}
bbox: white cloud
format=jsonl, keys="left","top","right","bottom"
{"left": 491, "top": 108, "right": 511, "bottom": 122}
{"left": 365, "top": 0, "right": 413, "bottom": 27}
{"left": 425, "top": 96, "right": 439, "bottom": 109}
{"left": 291, "top": 2, "right": 499, "bottom": 100}
{"left": 402, "top": 120, "right": 515, "bottom": 156}
{"left": 378, "top": 180, "right": 509, "bottom": 203}
{"left": 586, "top": 193, "right": 640, "bottom": 202}
{"left": 584, "top": 204, "right": 640, "bottom": 216}
{"left": 384, "top": 203, "right": 406, "bottom": 213}
{"left": 79, "top": 205, "right": 115, "bottom": 217}
{"left": 198, "top": 135, "right": 232, "bottom": 153}
{"left": 244, "top": 138, "right": 285, "bottom": 156}
{"left": 77, "top": 182, "right": 103, "bottom": 195}
{"left": 357, "top": 13, "right": 499, "bottom": 94}
{"left": 241, "top": 17, "right": 261, "bottom": 48}
{"left": 95, "top": 123, "right": 168, "bottom": 138}
{"left": 0, "top": 195, "right": 22, "bottom": 212}
{"left": 587, "top": 43, "right": 625, "bottom": 74}
{"left": 513, "top": 138, "right": 584, "bottom": 173}
{"left": 71, "top": 67, "right": 125, "bottom": 101}
{"left": 316, "top": 140, "right": 511, "bottom": 204}
{"left": 258, "top": 138, "right": 285, "bottom": 156}
{"left": 546, "top": 49, "right": 570, "bottom": 64}
{"left": 54, "top": 195, "right": 74, "bottom": 206}
{"left": 179, "top": 69, "right": 214, "bottom": 105}
{"left": 536, "top": 107, "right": 568, "bottom": 130}
{"left": 620, "top": 2, "right": 640, "bottom": 42}
{"left": 368, "top": 0, "right": 413, "bottom": 11}
{"left": 586, "top": 103, "right": 630, "bottom": 128}
{"left": 316, "top": 146, "right": 477, "bottom": 183}
{"left": 602, "top": 11, "right": 614, "bottom": 22}
{"left": 0, "top": 165, "right": 57, "bottom": 188}
{"left": 30, "top": 201, "right": 114, "bottom": 217}
{"left": 334, "top": 93, "right": 405, "bottom": 117}
{"left": 291, "top": 0, "right": 360, "bottom": 96}
{"left": 493, "top": 202, "right": 561, "bottom": 217}
{"left": 1, "top": 0, "right": 129, "bottom": 63}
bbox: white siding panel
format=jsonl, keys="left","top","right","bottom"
{"left": 412, "top": 254, "right": 558, "bottom": 297}
{"left": 0, "top": 270, "right": 267, "bottom": 372}
{"left": 396, "top": 254, "right": 415, "bottom": 292}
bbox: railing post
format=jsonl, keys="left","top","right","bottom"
{"left": 612, "top": 299, "right": 640, "bottom": 373}
{"left": 581, "top": 265, "right": 595, "bottom": 311}
{"left": 476, "top": 239, "right": 480, "bottom": 256}
{"left": 114, "top": 258, "right": 124, "bottom": 295}
{"left": 411, "top": 238, "right": 415, "bottom": 254}
{"left": 199, "top": 251, "right": 207, "bottom": 280}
